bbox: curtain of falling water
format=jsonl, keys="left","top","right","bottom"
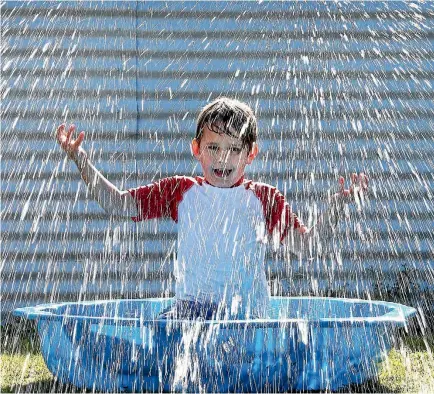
{"left": 1, "top": 0, "right": 433, "bottom": 331}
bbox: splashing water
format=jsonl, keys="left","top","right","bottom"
{"left": 1, "top": 1, "right": 433, "bottom": 392}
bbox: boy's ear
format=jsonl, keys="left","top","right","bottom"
{"left": 246, "top": 143, "right": 259, "bottom": 164}
{"left": 191, "top": 139, "right": 200, "bottom": 158}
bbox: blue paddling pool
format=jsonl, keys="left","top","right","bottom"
{"left": 14, "top": 297, "right": 416, "bottom": 392}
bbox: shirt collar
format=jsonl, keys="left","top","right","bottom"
{"left": 204, "top": 175, "right": 245, "bottom": 188}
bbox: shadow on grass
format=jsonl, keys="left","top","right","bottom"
{"left": 5, "top": 380, "right": 87, "bottom": 394}
{"left": 1, "top": 318, "right": 41, "bottom": 355}
{"left": 341, "top": 379, "right": 395, "bottom": 393}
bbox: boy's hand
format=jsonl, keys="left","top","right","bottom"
{"left": 335, "top": 173, "right": 369, "bottom": 212}
{"left": 56, "top": 124, "right": 85, "bottom": 160}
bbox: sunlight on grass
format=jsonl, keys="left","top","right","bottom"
{"left": 0, "top": 353, "right": 53, "bottom": 393}
{"left": 378, "top": 346, "right": 434, "bottom": 393}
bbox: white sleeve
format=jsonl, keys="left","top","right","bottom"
{"left": 71, "top": 147, "right": 138, "bottom": 218}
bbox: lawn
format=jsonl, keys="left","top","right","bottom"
{"left": 1, "top": 320, "right": 433, "bottom": 393}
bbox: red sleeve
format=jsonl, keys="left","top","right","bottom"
{"left": 247, "top": 181, "right": 303, "bottom": 243}
{"left": 128, "top": 176, "right": 196, "bottom": 222}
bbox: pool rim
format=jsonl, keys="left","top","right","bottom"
{"left": 13, "top": 296, "right": 417, "bottom": 328}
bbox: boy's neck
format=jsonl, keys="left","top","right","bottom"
{"left": 204, "top": 176, "right": 245, "bottom": 188}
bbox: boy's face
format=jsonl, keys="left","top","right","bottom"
{"left": 192, "top": 124, "right": 258, "bottom": 188}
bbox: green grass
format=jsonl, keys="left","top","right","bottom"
{"left": 1, "top": 322, "right": 433, "bottom": 393}
{"left": 0, "top": 321, "right": 53, "bottom": 393}
{"left": 0, "top": 354, "right": 53, "bottom": 393}
{"left": 0, "top": 321, "right": 82, "bottom": 393}
{"left": 377, "top": 336, "right": 434, "bottom": 393}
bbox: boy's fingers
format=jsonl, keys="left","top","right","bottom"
{"left": 358, "top": 174, "right": 363, "bottom": 188}
{"left": 66, "top": 124, "right": 75, "bottom": 144}
{"left": 71, "top": 131, "right": 84, "bottom": 149}
{"left": 56, "top": 124, "right": 66, "bottom": 142}
{"left": 339, "top": 176, "right": 345, "bottom": 192}
{"left": 77, "top": 131, "right": 85, "bottom": 144}
{"left": 67, "top": 124, "right": 75, "bottom": 136}
{"left": 360, "top": 173, "right": 369, "bottom": 189}
{"left": 337, "top": 172, "right": 368, "bottom": 209}
{"left": 338, "top": 176, "right": 351, "bottom": 197}
{"left": 351, "top": 173, "right": 358, "bottom": 184}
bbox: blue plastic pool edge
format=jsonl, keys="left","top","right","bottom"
{"left": 14, "top": 296, "right": 417, "bottom": 327}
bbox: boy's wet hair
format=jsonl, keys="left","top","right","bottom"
{"left": 196, "top": 97, "right": 257, "bottom": 150}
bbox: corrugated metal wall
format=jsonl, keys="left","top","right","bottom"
{"left": 2, "top": 1, "right": 433, "bottom": 319}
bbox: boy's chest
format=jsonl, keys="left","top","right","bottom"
{"left": 178, "top": 186, "right": 265, "bottom": 242}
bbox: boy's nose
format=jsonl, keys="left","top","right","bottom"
{"left": 217, "top": 150, "right": 231, "bottom": 163}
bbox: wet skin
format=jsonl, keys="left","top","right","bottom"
{"left": 191, "top": 125, "right": 259, "bottom": 188}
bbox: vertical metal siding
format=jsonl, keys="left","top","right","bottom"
{"left": 1, "top": 1, "right": 433, "bottom": 319}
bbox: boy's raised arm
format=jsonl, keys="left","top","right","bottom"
{"left": 56, "top": 124, "right": 138, "bottom": 218}
{"left": 282, "top": 173, "right": 369, "bottom": 260}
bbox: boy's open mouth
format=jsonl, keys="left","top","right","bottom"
{"left": 213, "top": 168, "right": 233, "bottom": 178}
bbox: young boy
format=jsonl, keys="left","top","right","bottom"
{"left": 56, "top": 97, "right": 368, "bottom": 320}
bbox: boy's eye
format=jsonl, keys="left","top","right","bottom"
{"left": 205, "top": 145, "right": 242, "bottom": 156}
